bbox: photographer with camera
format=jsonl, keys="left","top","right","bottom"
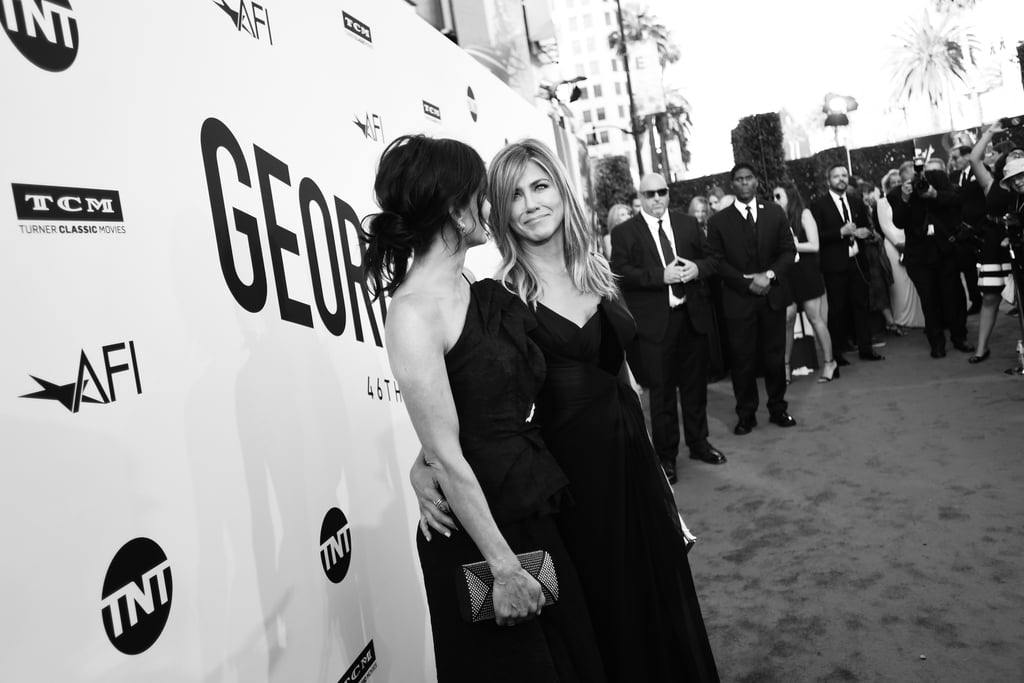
{"left": 888, "top": 157, "right": 974, "bottom": 358}
{"left": 964, "top": 121, "right": 1024, "bottom": 363}
{"left": 950, "top": 145, "right": 985, "bottom": 315}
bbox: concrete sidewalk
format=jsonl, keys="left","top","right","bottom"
{"left": 674, "top": 310, "right": 1024, "bottom": 682}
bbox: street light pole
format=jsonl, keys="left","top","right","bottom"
{"left": 614, "top": 0, "right": 644, "bottom": 177}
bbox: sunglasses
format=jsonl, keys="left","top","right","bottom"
{"left": 642, "top": 188, "right": 668, "bottom": 199}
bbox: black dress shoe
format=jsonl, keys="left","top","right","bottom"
{"left": 835, "top": 355, "right": 851, "bottom": 367}
{"left": 689, "top": 443, "right": 727, "bottom": 465}
{"left": 768, "top": 412, "right": 797, "bottom": 427}
{"left": 733, "top": 417, "right": 757, "bottom": 435}
{"left": 930, "top": 347, "right": 947, "bottom": 358}
{"left": 858, "top": 351, "right": 885, "bottom": 361}
{"left": 952, "top": 340, "right": 976, "bottom": 353}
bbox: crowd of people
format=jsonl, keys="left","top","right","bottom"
{"left": 357, "top": 123, "right": 1024, "bottom": 681}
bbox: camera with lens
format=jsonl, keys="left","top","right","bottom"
{"left": 1004, "top": 212, "right": 1023, "bottom": 244}
{"left": 912, "top": 158, "right": 931, "bottom": 193}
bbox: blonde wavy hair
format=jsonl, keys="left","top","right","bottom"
{"left": 487, "top": 138, "right": 618, "bottom": 305}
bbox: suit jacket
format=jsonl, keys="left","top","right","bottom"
{"left": 810, "top": 191, "right": 870, "bottom": 274}
{"left": 610, "top": 210, "right": 713, "bottom": 342}
{"left": 886, "top": 170, "right": 962, "bottom": 267}
{"left": 951, "top": 167, "right": 986, "bottom": 228}
{"left": 705, "top": 200, "right": 795, "bottom": 316}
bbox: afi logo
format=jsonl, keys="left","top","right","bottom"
{"left": 12, "top": 183, "right": 124, "bottom": 222}
{"left": 320, "top": 507, "right": 352, "bottom": 584}
{"left": 21, "top": 340, "right": 142, "bottom": 413}
{"left": 353, "top": 113, "right": 383, "bottom": 142}
{"left": 0, "top": 0, "right": 78, "bottom": 71}
{"left": 342, "top": 11, "right": 370, "bottom": 45}
{"left": 212, "top": 0, "right": 272, "bottom": 44}
{"left": 339, "top": 640, "right": 378, "bottom": 683}
{"left": 422, "top": 100, "right": 441, "bottom": 121}
{"left": 101, "top": 538, "right": 173, "bottom": 655}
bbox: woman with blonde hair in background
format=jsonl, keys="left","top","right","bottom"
{"left": 603, "top": 202, "right": 632, "bottom": 258}
{"left": 876, "top": 168, "right": 925, "bottom": 328}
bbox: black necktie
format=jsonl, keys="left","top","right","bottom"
{"left": 657, "top": 219, "right": 683, "bottom": 299}
{"left": 840, "top": 195, "right": 850, "bottom": 223}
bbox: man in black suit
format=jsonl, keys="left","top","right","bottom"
{"left": 888, "top": 158, "right": 973, "bottom": 358}
{"left": 950, "top": 145, "right": 984, "bottom": 315}
{"left": 611, "top": 172, "right": 725, "bottom": 484}
{"left": 706, "top": 163, "right": 797, "bottom": 435}
{"left": 810, "top": 163, "right": 885, "bottom": 365}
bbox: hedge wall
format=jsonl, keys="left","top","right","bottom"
{"left": 731, "top": 112, "right": 787, "bottom": 197}
{"left": 668, "top": 171, "right": 733, "bottom": 213}
{"left": 849, "top": 141, "right": 917, "bottom": 190}
{"left": 592, "top": 155, "right": 636, "bottom": 230}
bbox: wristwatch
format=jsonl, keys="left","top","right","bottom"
{"left": 765, "top": 269, "right": 777, "bottom": 285}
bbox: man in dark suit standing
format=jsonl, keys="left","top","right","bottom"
{"left": 611, "top": 172, "right": 725, "bottom": 484}
{"left": 950, "top": 145, "right": 984, "bottom": 315}
{"left": 706, "top": 163, "right": 797, "bottom": 435}
{"left": 811, "top": 163, "right": 885, "bottom": 365}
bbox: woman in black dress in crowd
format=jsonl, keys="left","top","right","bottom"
{"left": 772, "top": 183, "right": 838, "bottom": 383}
{"left": 966, "top": 121, "right": 1024, "bottom": 363}
{"left": 363, "top": 135, "right": 605, "bottom": 683}
{"left": 416, "top": 139, "right": 720, "bottom": 682}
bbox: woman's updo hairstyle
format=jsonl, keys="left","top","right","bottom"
{"left": 362, "top": 134, "right": 487, "bottom": 299}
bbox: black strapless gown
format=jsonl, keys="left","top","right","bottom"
{"left": 532, "top": 295, "right": 720, "bottom": 683}
{"left": 416, "top": 280, "right": 606, "bottom": 683}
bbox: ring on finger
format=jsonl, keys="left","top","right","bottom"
{"left": 432, "top": 497, "right": 446, "bottom": 510}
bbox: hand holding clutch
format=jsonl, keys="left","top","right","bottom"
{"left": 456, "top": 550, "right": 559, "bottom": 623}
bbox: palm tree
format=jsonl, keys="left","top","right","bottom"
{"left": 607, "top": 5, "right": 687, "bottom": 175}
{"left": 888, "top": 9, "right": 980, "bottom": 130}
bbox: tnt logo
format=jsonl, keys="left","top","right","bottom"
{"left": 320, "top": 507, "right": 352, "bottom": 584}
{"left": 211, "top": 0, "right": 272, "bottom": 44}
{"left": 353, "top": 113, "right": 383, "bottom": 142}
{"left": 0, "top": 0, "right": 78, "bottom": 71}
{"left": 342, "top": 11, "right": 371, "bottom": 45}
{"left": 101, "top": 537, "right": 173, "bottom": 655}
{"left": 422, "top": 100, "right": 441, "bottom": 122}
{"left": 20, "top": 340, "right": 142, "bottom": 413}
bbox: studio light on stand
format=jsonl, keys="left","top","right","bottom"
{"left": 823, "top": 92, "right": 858, "bottom": 172}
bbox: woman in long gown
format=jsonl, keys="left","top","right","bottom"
{"left": 416, "top": 139, "right": 720, "bottom": 682}
{"left": 876, "top": 168, "right": 925, "bottom": 328}
{"left": 364, "top": 135, "right": 605, "bottom": 683}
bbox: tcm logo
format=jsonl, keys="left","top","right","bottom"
{"left": 319, "top": 507, "right": 352, "bottom": 584}
{"left": 422, "top": 100, "right": 441, "bottom": 122}
{"left": 12, "top": 183, "right": 124, "bottom": 222}
{"left": 212, "top": 0, "right": 272, "bottom": 44}
{"left": 21, "top": 340, "right": 142, "bottom": 413}
{"left": 339, "top": 640, "right": 377, "bottom": 683}
{"left": 0, "top": 0, "right": 78, "bottom": 71}
{"left": 342, "top": 11, "right": 370, "bottom": 45}
{"left": 353, "top": 113, "right": 383, "bottom": 143}
{"left": 101, "top": 538, "right": 173, "bottom": 655}
{"left": 466, "top": 86, "right": 478, "bottom": 122}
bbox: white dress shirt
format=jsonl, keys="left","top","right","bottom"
{"left": 829, "top": 190, "right": 859, "bottom": 257}
{"left": 639, "top": 209, "right": 686, "bottom": 307}
{"left": 733, "top": 197, "right": 758, "bottom": 223}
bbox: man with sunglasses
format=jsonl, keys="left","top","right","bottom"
{"left": 611, "top": 173, "right": 726, "bottom": 485}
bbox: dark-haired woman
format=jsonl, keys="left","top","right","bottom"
{"left": 773, "top": 184, "right": 838, "bottom": 383}
{"left": 966, "top": 121, "right": 1024, "bottom": 363}
{"left": 362, "top": 135, "right": 605, "bottom": 682}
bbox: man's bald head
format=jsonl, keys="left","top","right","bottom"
{"left": 638, "top": 173, "right": 669, "bottom": 218}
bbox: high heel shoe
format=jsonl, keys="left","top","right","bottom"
{"left": 967, "top": 349, "right": 990, "bottom": 364}
{"left": 817, "top": 359, "right": 840, "bottom": 383}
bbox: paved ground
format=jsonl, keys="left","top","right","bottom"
{"left": 672, "top": 307, "right": 1024, "bottom": 683}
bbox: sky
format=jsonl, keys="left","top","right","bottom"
{"left": 645, "top": 0, "right": 1024, "bottom": 176}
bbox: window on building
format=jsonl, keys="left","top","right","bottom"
{"left": 587, "top": 132, "right": 599, "bottom": 145}
{"left": 568, "top": 17, "right": 578, "bottom": 31}
{"left": 577, "top": 86, "right": 589, "bottom": 100}
{"left": 575, "top": 63, "right": 585, "bottom": 75}
{"left": 614, "top": 82, "right": 622, "bottom": 95}
{"left": 583, "top": 14, "right": 593, "bottom": 29}
{"left": 586, "top": 36, "right": 596, "bottom": 51}
{"left": 583, "top": 110, "right": 593, "bottom": 123}
{"left": 589, "top": 60, "right": 599, "bottom": 74}
{"left": 596, "top": 107, "right": 606, "bottom": 121}
{"left": 618, "top": 105, "right": 626, "bottom": 118}
{"left": 600, "top": 131, "right": 610, "bottom": 143}
{"left": 611, "top": 58, "right": 618, "bottom": 72}
{"left": 572, "top": 40, "right": 582, "bottom": 55}
{"left": 592, "top": 84, "right": 603, "bottom": 97}
{"left": 605, "top": 11, "right": 613, "bottom": 25}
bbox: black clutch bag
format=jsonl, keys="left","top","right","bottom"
{"left": 455, "top": 550, "right": 559, "bottom": 623}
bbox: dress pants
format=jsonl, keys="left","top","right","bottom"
{"left": 823, "top": 260, "right": 872, "bottom": 355}
{"left": 906, "top": 257, "right": 968, "bottom": 349}
{"left": 635, "top": 304, "right": 709, "bottom": 465}
{"left": 725, "top": 299, "right": 788, "bottom": 420}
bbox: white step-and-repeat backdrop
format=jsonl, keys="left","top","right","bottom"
{"left": 1, "top": 1, "right": 554, "bottom": 680}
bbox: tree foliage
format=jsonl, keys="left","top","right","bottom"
{"left": 730, "top": 112, "right": 787, "bottom": 197}
{"left": 593, "top": 156, "right": 636, "bottom": 230}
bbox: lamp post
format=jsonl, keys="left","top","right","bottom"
{"left": 823, "top": 92, "right": 858, "bottom": 174}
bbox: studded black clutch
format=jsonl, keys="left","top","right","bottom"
{"left": 455, "top": 550, "right": 559, "bottom": 623}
